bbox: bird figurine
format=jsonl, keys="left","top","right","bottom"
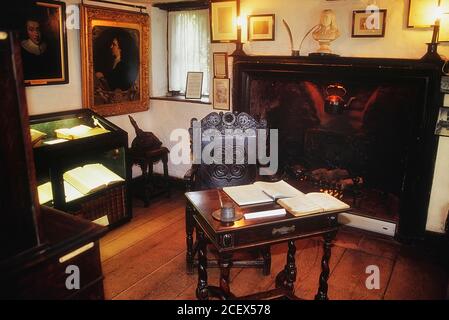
{"left": 129, "top": 115, "right": 163, "bottom": 155}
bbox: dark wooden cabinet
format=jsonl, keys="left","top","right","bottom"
{"left": 0, "top": 30, "right": 107, "bottom": 300}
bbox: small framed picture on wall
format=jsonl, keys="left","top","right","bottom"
{"left": 247, "top": 14, "right": 275, "bottom": 41}
{"left": 213, "top": 78, "right": 230, "bottom": 110}
{"left": 352, "top": 9, "right": 387, "bottom": 38}
{"left": 435, "top": 107, "right": 449, "bottom": 136}
{"left": 213, "top": 52, "right": 228, "bottom": 78}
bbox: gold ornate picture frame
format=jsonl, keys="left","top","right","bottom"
{"left": 80, "top": 5, "right": 150, "bottom": 117}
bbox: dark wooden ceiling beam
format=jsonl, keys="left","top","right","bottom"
{"left": 153, "top": 0, "right": 209, "bottom": 11}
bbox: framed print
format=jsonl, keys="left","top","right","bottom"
{"left": 407, "top": 0, "right": 438, "bottom": 28}
{"left": 248, "top": 14, "right": 275, "bottom": 41}
{"left": 435, "top": 107, "right": 449, "bottom": 136}
{"left": 81, "top": 5, "right": 150, "bottom": 117}
{"left": 352, "top": 10, "right": 387, "bottom": 38}
{"left": 21, "top": 0, "right": 68, "bottom": 86}
{"left": 213, "top": 78, "right": 230, "bottom": 110}
{"left": 438, "top": 0, "right": 449, "bottom": 41}
{"left": 210, "top": 0, "right": 238, "bottom": 43}
{"left": 213, "top": 52, "right": 228, "bottom": 78}
{"left": 440, "top": 18, "right": 449, "bottom": 42}
{"left": 185, "top": 72, "right": 203, "bottom": 99}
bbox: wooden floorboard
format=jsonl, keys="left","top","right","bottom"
{"left": 100, "top": 193, "right": 448, "bottom": 300}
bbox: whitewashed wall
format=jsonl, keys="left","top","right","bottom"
{"left": 25, "top": 0, "right": 449, "bottom": 233}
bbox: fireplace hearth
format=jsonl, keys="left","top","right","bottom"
{"left": 233, "top": 55, "right": 443, "bottom": 240}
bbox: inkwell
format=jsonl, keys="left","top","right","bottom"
{"left": 212, "top": 190, "right": 243, "bottom": 223}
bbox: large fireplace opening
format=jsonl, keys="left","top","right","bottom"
{"left": 250, "top": 78, "right": 427, "bottom": 224}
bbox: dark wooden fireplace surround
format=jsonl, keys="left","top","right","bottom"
{"left": 232, "top": 55, "right": 443, "bottom": 241}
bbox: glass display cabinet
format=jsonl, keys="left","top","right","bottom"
{"left": 29, "top": 109, "right": 132, "bottom": 228}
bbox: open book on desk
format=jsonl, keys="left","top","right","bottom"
{"left": 63, "top": 163, "right": 124, "bottom": 195}
{"left": 278, "top": 193, "right": 350, "bottom": 217}
{"left": 223, "top": 180, "right": 304, "bottom": 207}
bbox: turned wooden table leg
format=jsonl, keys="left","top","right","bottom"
{"left": 315, "top": 231, "right": 337, "bottom": 300}
{"left": 275, "top": 240, "right": 297, "bottom": 293}
{"left": 185, "top": 202, "right": 195, "bottom": 274}
{"left": 285, "top": 240, "right": 297, "bottom": 292}
{"left": 196, "top": 230, "right": 209, "bottom": 300}
{"left": 219, "top": 253, "right": 233, "bottom": 298}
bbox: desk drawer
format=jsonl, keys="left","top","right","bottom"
{"left": 218, "top": 213, "right": 339, "bottom": 250}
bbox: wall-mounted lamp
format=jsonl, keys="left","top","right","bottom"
{"left": 230, "top": 1, "right": 246, "bottom": 56}
{"left": 421, "top": 5, "right": 446, "bottom": 62}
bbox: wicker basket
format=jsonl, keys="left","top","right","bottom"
{"left": 71, "top": 185, "right": 127, "bottom": 226}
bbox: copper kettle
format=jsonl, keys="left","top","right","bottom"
{"left": 324, "top": 84, "right": 356, "bottom": 114}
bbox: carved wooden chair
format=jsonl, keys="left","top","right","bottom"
{"left": 184, "top": 112, "right": 271, "bottom": 275}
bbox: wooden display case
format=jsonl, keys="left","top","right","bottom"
{"left": 29, "top": 109, "right": 132, "bottom": 228}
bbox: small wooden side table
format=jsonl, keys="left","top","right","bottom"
{"left": 130, "top": 147, "right": 170, "bottom": 207}
{"left": 185, "top": 189, "right": 346, "bottom": 300}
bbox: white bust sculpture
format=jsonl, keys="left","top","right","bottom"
{"left": 312, "top": 9, "right": 340, "bottom": 54}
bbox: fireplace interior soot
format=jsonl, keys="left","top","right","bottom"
{"left": 251, "top": 79, "right": 424, "bottom": 223}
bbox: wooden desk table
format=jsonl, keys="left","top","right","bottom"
{"left": 186, "top": 190, "right": 347, "bottom": 300}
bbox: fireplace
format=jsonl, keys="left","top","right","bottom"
{"left": 233, "top": 55, "right": 443, "bottom": 240}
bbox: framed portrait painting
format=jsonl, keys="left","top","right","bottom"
{"left": 210, "top": 0, "right": 238, "bottom": 43}
{"left": 213, "top": 78, "right": 230, "bottom": 111}
{"left": 21, "top": 0, "right": 68, "bottom": 86}
{"left": 352, "top": 9, "right": 387, "bottom": 38}
{"left": 248, "top": 14, "right": 275, "bottom": 41}
{"left": 80, "top": 5, "right": 150, "bottom": 117}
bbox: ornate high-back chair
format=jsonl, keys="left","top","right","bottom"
{"left": 184, "top": 112, "right": 271, "bottom": 275}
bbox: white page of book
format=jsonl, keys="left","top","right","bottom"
{"left": 83, "top": 164, "right": 124, "bottom": 184}
{"left": 63, "top": 167, "right": 106, "bottom": 194}
{"left": 223, "top": 185, "right": 273, "bottom": 206}
{"left": 278, "top": 195, "right": 324, "bottom": 216}
{"left": 254, "top": 180, "right": 304, "bottom": 199}
{"left": 37, "top": 182, "right": 53, "bottom": 205}
{"left": 305, "top": 193, "right": 350, "bottom": 211}
{"left": 64, "top": 181, "right": 84, "bottom": 202}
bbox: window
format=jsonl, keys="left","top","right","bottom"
{"left": 168, "top": 9, "right": 210, "bottom": 96}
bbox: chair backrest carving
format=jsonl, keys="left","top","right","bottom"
{"left": 189, "top": 112, "right": 267, "bottom": 190}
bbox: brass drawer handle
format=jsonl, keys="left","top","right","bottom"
{"left": 272, "top": 225, "right": 296, "bottom": 236}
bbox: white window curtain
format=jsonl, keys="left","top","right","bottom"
{"left": 168, "top": 9, "right": 210, "bottom": 95}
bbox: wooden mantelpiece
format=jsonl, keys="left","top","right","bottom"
{"left": 232, "top": 54, "right": 444, "bottom": 241}
{"left": 233, "top": 54, "right": 443, "bottom": 113}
